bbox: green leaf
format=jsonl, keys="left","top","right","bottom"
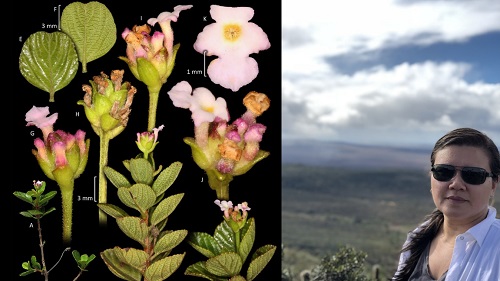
{"left": 27, "top": 209, "right": 44, "bottom": 216}
{"left": 61, "top": 1, "right": 116, "bottom": 73}
{"left": 97, "top": 203, "right": 128, "bottom": 219}
{"left": 187, "top": 232, "right": 222, "bottom": 258}
{"left": 19, "top": 270, "right": 36, "bottom": 277}
{"left": 101, "top": 248, "right": 142, "bottom": 281}
{"left": 152, "top": 161, "right": 182, "bottom": 196}
{"left": 104, "top": 166, "right": 132, "bottom": 188}
{"left": 185, "top": 262, "right": 227, "bottom": 281}
{"left": 133, "top": 184, "right": 157, "bottom": 212}
{"left": 72, "top": 250, "right": 81, "bottom": 261}
{"left": 13, "top": 192, "right": 33, "bottom": 204}
{"left": 19, "top": 211, "right": 35, "bottom": 219}
{"left": 43, "top": 207, "right": 57, "bottom": 217}
{"left": 117, "top": 184, "right": 156, "bottom": 213}
{"left": 116, "top": 216, "right": 149, "bottom": 247}
{"left": 238, "top": 218, "right": 255, "bottom": 263}
{"left": 114, "top": 247, "right": 148, "bottom": 272}
{"left": 214, "top": 221, "right": 236, "bottom": 253}
{"left": 144, "top": 253, "right": 185, "bottom": 281}
{"left": 38, "top": 190, "right": 58, "bottom": 206}
{"left": 153, "top": 230, "right": 188, "bottom": 258}
{"left": 246, "top": 245, "right": 276, "bottom": 281}
{"left": 22, "top": 262, "right": 30, "bottom": 270}
{"left": 30, "top": 256, "right": 41, "bottom": 270}
{"left": 19, "top": 31, "right": 79, "bottom": 102}
{"left": 150, "top": 193, "right": 184, "bottom": 226}
{"left": 129, "top": 158, "right": 154, "bottom": 185}
{"left": 206, "top": 252, "right": 243, "bottom": 277}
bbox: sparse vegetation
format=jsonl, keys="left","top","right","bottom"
{"left": 282, "top": 164, "right": 500, "bottom": 280}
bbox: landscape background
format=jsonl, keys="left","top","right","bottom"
{"left": 281, "top": 141, "right": 500, "bottom": 280}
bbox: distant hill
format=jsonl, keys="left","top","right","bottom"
{"left": 282, "top": 139, "right": 432, "bottom": 170}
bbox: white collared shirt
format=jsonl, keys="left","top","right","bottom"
{"left": 394, "top": 206, "right": 500, "bottom": 281}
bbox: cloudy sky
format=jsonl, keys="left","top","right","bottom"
{"left": 282, "top": 0, "right": 500, "bottom": 147}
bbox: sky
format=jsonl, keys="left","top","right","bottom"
{"left": 282, "top": 0, "right": 500, "bottom": 147}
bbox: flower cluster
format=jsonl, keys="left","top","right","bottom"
{"left": 25, "top": 105, "right": 90, "bottom": 243}
{"left": 194, "top": 5, "right": 271, "bottom": 92}
{"left": 136, "top": 125, "right": 164, "bottom": 160}
{"left": 26, "top": 106, "right": 89, "bottom": 184}
{"left": 214, "top": 199, "right": 251, "bottom": 232}
{"left": 120, "top": 5, "right": 192, "bottom": 93}
{"left": 167, "top": 81, "right": 270, "bottom": 199}
{"left": 77, "top": 70, "right": 137, "bottom": 139}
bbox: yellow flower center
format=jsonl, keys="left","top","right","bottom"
{"left": 223, "top": 24, "right": 242, "bottom": 42}
{"left": 203, "top": 105, "right": 214, "bottom": 113}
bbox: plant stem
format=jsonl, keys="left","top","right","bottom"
{"left": 207, "top": 169, "right": 233, "bottom": 200}
{"left": 37, "top": 218, "right": 49, "bottom": 281}
{"left": 98, "top": 133, "right": 111, "bottom": 226}
{"left": 147, "top": 90, "right": 160, "bottom": 131}
{"left": 60, "top": 184, "right": 74, "bottom": 243}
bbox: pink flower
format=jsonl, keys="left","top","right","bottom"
{"left": 190, "top": 87, "right": 229, "bottom": 126}
{"left": 207, "top": 55, "right": 259, "bottom": 92}
{"left": 147, "top": 5, "right": 193, "bottom": 56}
{"left": 193, "top": 5, "right": 270, "bottom": 92}
{"left": 194, "top": 5, "right": 270, "bottom": 57}
{"left": 168, "top": 81, "right": 229, "bottom": 127}
{"left": 244, "top": 123, "right": 266, "bottom": 143}
{"left": 167, "top": 80, "right": 193, "bottom": 108}
{"left": 25, "top": 106, "right": 58, "bottom": 141}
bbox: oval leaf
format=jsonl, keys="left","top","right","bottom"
{"left": 150, "top": 193, "right": 184, "bottom": 226}
{"left": 238, "top": 218, "right": 256, "bottom": 263}
{"left": 19, "top": 31, "right": 78, "bottom": 102}
{"left": 130, "top": 158, "right": 154, "bottom": 185}
{"left": 104, "top": 166, "right": 132, "bottom": 188}
{"left": 144, "top": 253, "right": 185, "bottom": 281}
{"left": 214, "top": 221, "right": 236, "bottom": 253}
{"left": 187, "top": 232, "right": 222, "bottom": 258}
{"left": 153, "top": 230, "right": 188, "bottom": 258}
{"left": 96, "top": 203, "right": 128, "bottom": 219}
{"left": 117, "top": 184, "right": 156, "bottom": 213}
{"left": 152, "top": 161, "right": 182, "bottom": 196}
{"left": 115, "top": 247, "right": 148, "bottom": 271}
{"left": 116, "top": 216, "right": 149, "bottom": 247}
{"left": 206, "top": 252, "right": 243, "bottom": 277}
{"left": 246, "top": 245, "right": 277, "bottom": 281}
{"left": 101, "top": 248, "right": 142, "bottom": 281}
{"left": 61, "top": 1, "right": 116, "bottom": 73}
{"left": 185, "top": 262, "right": 227, "bottom": 281}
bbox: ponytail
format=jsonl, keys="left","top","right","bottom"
{"left": 393, "top": 209, "right": 443, "bottom": 281}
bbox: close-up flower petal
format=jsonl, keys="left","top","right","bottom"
{"left": 207, "top": 55, "right": 259, "bottom": 92}
{"left": 167, "top": 80, "right": 193, "bottom": 108}
{"left": 193, "top": 5, "right": 270, "bottom": 58}
{"left": 190, "top": 87, "right": 229, "bottom": 125}
{"left": 25, "top": 106, "right": 58, "bottom": 129}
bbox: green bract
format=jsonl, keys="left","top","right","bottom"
{"left": 61, "top": 1, "right": 116, "bottom": 73}
{"left": 19, "top": 31, "right": 79, "bottom": 102}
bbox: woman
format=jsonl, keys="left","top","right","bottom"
{"left": 393, "top": 128, "right": 500, "bottom": 281}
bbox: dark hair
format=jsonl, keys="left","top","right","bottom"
{"left": 430, "top": 127, "right": 500, "bottom": 181}
{"left": 393, "top": 127, "right": 500, "bottom": 281}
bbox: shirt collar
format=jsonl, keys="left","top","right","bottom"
{"left": 465, "top": 206, "right": 497, "bottom": 247}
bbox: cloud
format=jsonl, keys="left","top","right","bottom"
{"left": 282, "top": 0, "right": 500, "bottom": 146}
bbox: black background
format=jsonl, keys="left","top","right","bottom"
{"left": 9, "top": 1, "right": 281, "bottom": 280}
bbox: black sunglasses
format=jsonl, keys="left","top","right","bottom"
{"left": 431, "top": 164, "right": 495, "bottom": 185}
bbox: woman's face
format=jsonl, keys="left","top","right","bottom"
{"left": 431, "top": 145, "right": 496, "bottom": 223}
